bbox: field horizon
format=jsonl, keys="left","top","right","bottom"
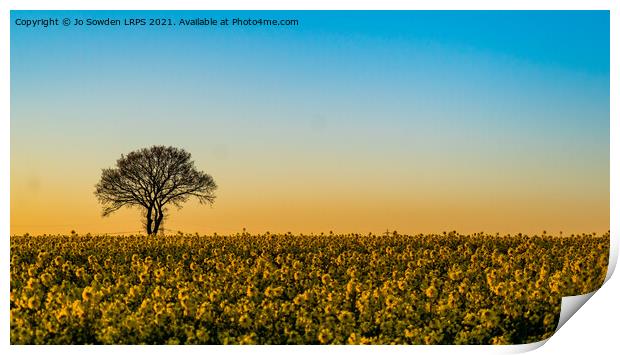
{"left": 10, "top": 229, "right": 610, "bottom": 239}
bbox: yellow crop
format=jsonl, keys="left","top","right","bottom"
{"left": 10, "top": 231, "right": 608, "bottom": 344}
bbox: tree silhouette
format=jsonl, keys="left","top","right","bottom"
{"left": 94, "top": 146, "right": 217, "bottom": 235}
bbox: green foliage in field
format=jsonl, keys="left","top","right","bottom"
{"left": 10, "top": 231, "right": 608, "bottom": 344}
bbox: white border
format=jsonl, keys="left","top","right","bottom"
{"left": 1, "top": 1, "right": 616, "bottom": 354}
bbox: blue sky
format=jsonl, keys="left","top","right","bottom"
{"left": 10, "top": 11, "right": 610, "bottom": 234}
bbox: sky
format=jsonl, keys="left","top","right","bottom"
{"left": 10, "top": 10, "right": 610, "bottom": 235}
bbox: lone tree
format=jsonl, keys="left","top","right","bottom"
{"left": 94, "top": 146, "right": 217, "bottom": 235}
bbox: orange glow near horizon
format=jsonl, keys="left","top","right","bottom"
{"left": 10, "top": 159, "right": 609, "bottom": 236}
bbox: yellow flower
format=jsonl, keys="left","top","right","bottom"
{"left": 239, "top": 314, "right": 251, "bottom": 328}
{"left": 27, "top": 296, "right": 40, "bottom": 309}
{"left": 75, "top": 267, "right": 86, "bottom": 279}
{"left": 338, "top": 310, "right": 354, "bottom": 323}
{"left": 40, "top": 272, "right": 53, "bottom": 286}
{"left": 55, "top": 308, "right": 69, "bottom": 323}
{"left": 317, "top": 328, "right": 333, "bottom": 344}
{"left": 72, "top": 300, "right": 85, "bottom": 318}
{"left": 82, "top": 286, "right": 94, "bottom": 301}
{"left": 178, "top": 288, "right": 189, "bottom": 300}
{"left": 385, "top": 295, "right": 398, "bottom": 308}
{"left": 139, "top": 272, "right": 149, "bottom": 283}
{"left": 425, "top": 285, "right": 438, "bottom": 299}
{"left": 246, "top": 286, "right": 256, "bottom": 298}
{"left": 347, "top": 332, "right": 360, "bottom": 344}
{"left": 543, "top": 313, "right": 556, "bottom": 327}
{"left": 53, "top": 256, "right": 63, "bottom": 266}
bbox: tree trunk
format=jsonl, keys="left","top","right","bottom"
{"left": 145, "top": 206, "right": 153, "bottom": 235}
{"left": 152, "top": 208, "right": 164, "bottom": 236}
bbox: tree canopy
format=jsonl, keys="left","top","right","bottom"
{"left": 94, "top": 146, "right": 217, "bottom": 235}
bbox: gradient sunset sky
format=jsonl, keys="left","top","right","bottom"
{"left": 11, "top": 11, "right": 609, "bottom": 235}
